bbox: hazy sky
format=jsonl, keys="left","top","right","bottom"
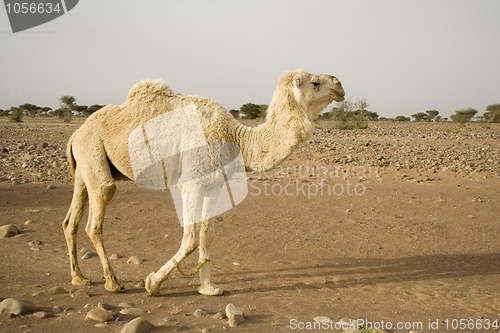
{"left": 1, "top": 0, "right": 499, "bottom": 117}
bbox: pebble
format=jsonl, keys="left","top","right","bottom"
{"left": 213, "top": 311, "right": 226, "bottom": 320}
{"left": 120, "top": 307, "right": 146, "bottom": 317}
{"left": 32, "top": 311, "right": 49, "bottom": 319}
{"left": 32, "top": 286, "right": 67, "bottom": 296}
{"left": 98, "top": 302, "right": 113, "bottom": 310}
{"left": 193, "top": 308, "right": 210, "bottom": 317}
{"left": 85, "top": 308, "right": 114, "bottom": 322}
{"left": 0, "top": 298, "right": 37, "bottom": 315}
{"left": 52, "top": 305, "right": 64, "bottom": 313}
{"left": 71, "top": 289, "right": 90, "bottom": 299}
{"left": 225, "top": 303, "right": 245, "bottom": 327}
{"left": 337, "top": 317, "right": 357, "bottom": 329}
{"left": 109, "top": 253, "right": 122, "bottom": 260}
{"left": 313, "top": 316, "right": 333, "bottom": 324}
{"left": 201, "top": 328, "right": 212, "bottom": 333}
{"left": 46, "top": 184, "right": 56, "bottom": 190}
{"left": 174, "top": 325, "right": 190, "bottom": 332}
{"left": 0, "top": 224, "right": 21, "bottom": 238}
{"left": 120, "top": 317, "right": 154, "bottom": 333}
{"left": 82, "top": 251, "right": 98, "bottom": 259}
{"left": 127, "top": 256, "right": 144, "bottom": 264}
{"left": 118, "top": 302, "right": 135, "bottom": 309}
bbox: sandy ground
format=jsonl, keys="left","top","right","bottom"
{"left": 0, "top": 118, "right": 499, "bottom": 333}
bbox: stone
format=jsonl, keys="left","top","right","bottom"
{"left": 32, "top": 311, "right": 49, "bottom": 319}
{"left": 98, "top": 302, "right": 113, "bottom": 310}
{"left": 109, "top": 253, "right": 122, "bottom": 260}
{"left": 52, "top": 305, "right": 64, "bottom": 313}
{"left": 85, "top": 308, "right": 114, "bottom": 322}
{"left": 46, "top": 184, "right": 56, "bottom": 190}
{"left": 82, "top": 251, "right": 98, "bottom": 259}
{"left": 71, "top": 289, "right": 90, "bottom": 299}
{"left": 127, "top": 256, "right": 144, "bottom": 264}
{"left": 0, "top": 224, "right": 21, "bottom": 238}
{"left": 225, "top": 303, "right": 244, "bottom": 326}
{"left": 118, "top": 302, "right": 135, "bottom": 309}
{"left": 120, "top": 317, "right": 154, "bottom": 333}
{"left": 213, "top": 311, "right": 226, "bottom": 320}
{"left": 337, "top": 317, "right": 357, "bottom": 330}
{"left": 41, "top": 142, "right": 49, "bottom": 148}
{"left": 120, "top": 307, "right": 145, "bottom": 317}
{"left": 313, "top": 316, "right": 333, "bottom": 324}
{"left": 201, "top": 328, "right": 212, "bottom": 333}
{"left": 32, "top": 286, "right": 67, "bottom": 296}
{"left": 0, "top": 298, "right": 37, "bottom": 315}
{"left": 174, "top": 326, "right": 190, "bottom": 332}
{"left": 193, "top": 308, "right": 210, "bottom": 317}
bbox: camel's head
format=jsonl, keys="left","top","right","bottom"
{"left": 285, "top": 69, "right": 345, "bottom": 121}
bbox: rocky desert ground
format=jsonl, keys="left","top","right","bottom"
{"left": 0, "top": 118, "right": 499, "bottom": 333}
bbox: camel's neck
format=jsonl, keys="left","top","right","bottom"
{"left": 231, "top": 91, "right": 315, "bottom": 171}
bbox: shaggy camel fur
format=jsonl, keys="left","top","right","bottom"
{"left": 62, "top": 69, "right": 345, "bottom": 296}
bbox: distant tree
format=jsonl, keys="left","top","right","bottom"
{"left": 59, "top": 95, "right": 76, "bottom": 123}
{"left": 10, "top": 106, "right": 23, "bottom": 123}
{"left": 258, "top": 104, "right": 269, "bottom": 118}
{"left": 425, "top": 110, "right": 439, "bottom": 122}
{"left": 411, "top": 112, "right": 428, "bottom": 122}
{"left": 18, "top": 103, "right": 41, "bottom": 117}
{"left": 363, "top": 110, "right": 379, "bottom": 121}
{"left": 229, "top": 109, "right": 240, "bottom": 118}
{"left": 86, "top": 104, "right": 105, "bottom": 116}
{"left": 330, "top": 99, "right": 368, "bottom": 129}
{"left": 484, "top": 104, "right": 500, "bottom": 123}
{"left": 240, "top": 103, "right": 262, "bottom": 119}
{"left": 41, "top": 107, "right": 52, "bottom": 116}
{"left": 395, "top": 115, "right": 411, "bottom": 122}
{"left": 450, "top": 108, "right": 477, "bottom": 123}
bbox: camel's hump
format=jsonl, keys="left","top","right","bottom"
{"left": 127, "top": 80, "right": 174, "bottom": 102}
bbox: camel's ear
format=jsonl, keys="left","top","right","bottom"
{"left": 293, "top": 75, "right": 302, "bottom": 88}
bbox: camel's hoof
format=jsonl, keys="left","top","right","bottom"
{"left": 198, "top": 284, "right": 224, "bottom": 296}
{"left": 145, "top": 272, "right": 160, "bottom": 296}
{"left": 71, "top": 275, "right": 91, "bottom": 286}
{"left": 105, "top": 279, "right": 124, "bottom": 293}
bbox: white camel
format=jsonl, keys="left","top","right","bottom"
{"left": 61, "top": 69, "right": 345, "bottom": 296}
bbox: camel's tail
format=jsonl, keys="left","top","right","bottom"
{"left": 66, "top": 135, "right": 76, "bottom": 184}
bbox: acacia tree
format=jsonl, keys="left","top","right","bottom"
{"left": 240, "top": 103, "right": 262, "bottom": 119}
{"left": 59, "top": 95, "right": 76, "bottom": 123}
{"left": 411, "top": 112, "right": 427, "bottom": 122}
{"left": 450, "top": 108, "right": 477, "bottom": 123}
{"left": 425, "top": 110, "right": 439, "bottom": 122}
{"left": 484, "top": 104, "right": 500, "bottom": 123}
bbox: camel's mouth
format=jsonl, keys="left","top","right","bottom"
{"left": 331, "top": 90, "right": 345, "bottom": 102}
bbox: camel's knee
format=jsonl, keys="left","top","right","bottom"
{"left": 99, "top": 181, "right": 116, "bottom": 202}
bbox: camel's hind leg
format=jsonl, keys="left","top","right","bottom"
{"left": 62, "top": 169, "right": 90, "bottom": 286}
{"left": 84, "top": 179, "right": 122, "bottom": 292}
{"left": 74, "top": 142, "right": 122, "bottom": 293}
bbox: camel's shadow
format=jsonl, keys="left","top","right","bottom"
{"left": 214, "top": 252, "right": 500, "bottom": 295}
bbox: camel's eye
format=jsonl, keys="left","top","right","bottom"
{"left": 312, "top": 81, "right": 320, "bottom": 87}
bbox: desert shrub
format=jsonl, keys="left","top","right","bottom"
{"left": 395, "top": 115, "right": 411, "bottom": 122}
{"left": 9, "top": 107, "right": 23, "bottom": 123}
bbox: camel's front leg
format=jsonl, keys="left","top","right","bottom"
{"left": 198, "top": 218, "right": 223, "bottom": 296}
{"left": 145, "top": 224, "right": 198, "bottom": 296}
